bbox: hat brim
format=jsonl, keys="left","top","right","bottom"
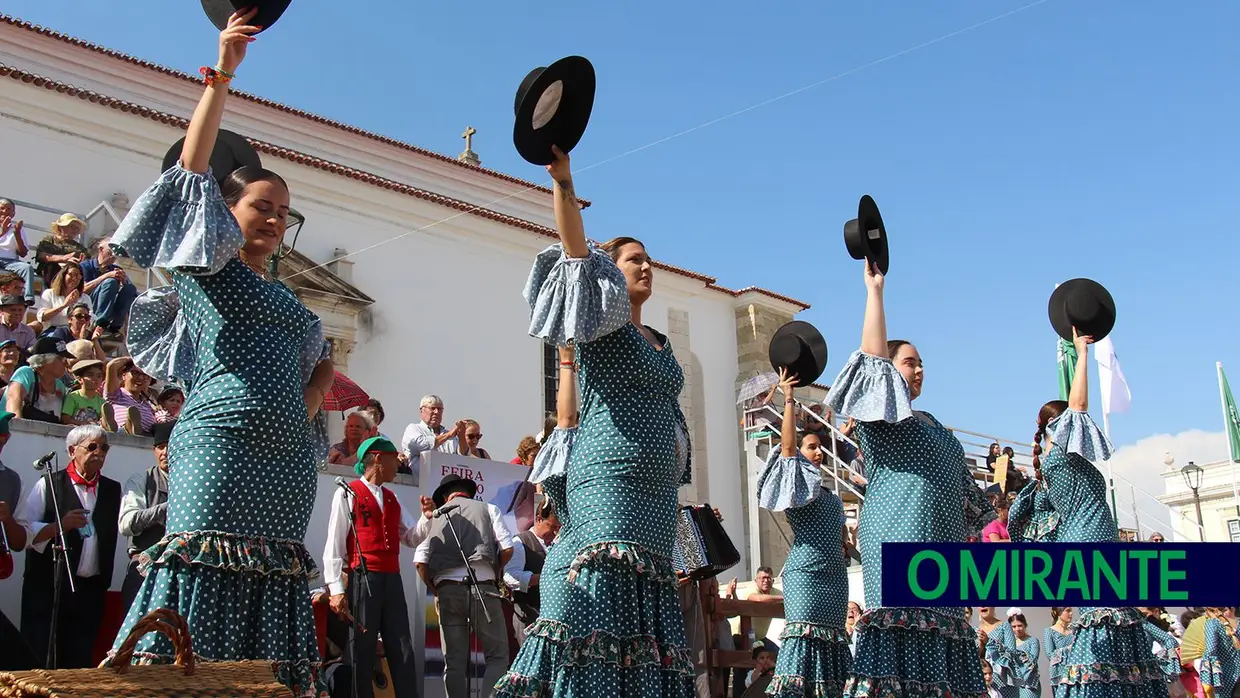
{"left": 768, "top": 321, "right": 828, "bottom": 387}
{"left": 513, "top": 56, "right": 596, "bottom": 166}
{"left": 201, "top": 0, "right": 291, "bottom": 32}
{"left": 844, "top": 194, "right": 889, "bottom": 276}
{"left": 1048, "top": 278, "right": 1116, "bottom": 342}
{"left": 433, "top": 477, "right": 478, "bottom": 508}
{"left": 162, "top": 130, "right": 262, "bottom": 185}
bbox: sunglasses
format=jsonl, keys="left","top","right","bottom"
{"left": 79, "top": 442, "right": 110, "bottom": 453}
{"left": 467, "top": 434, "right": 482, "bottom": 440}
{"left": 70, "top": 314, "right": 90, "bottom": 320}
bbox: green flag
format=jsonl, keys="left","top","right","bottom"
{"left": 1057, "top": 338, "right": 1078, "bottom": 401}
{"left": 1219, "top": 362, "right": 1240, "bottom": 462}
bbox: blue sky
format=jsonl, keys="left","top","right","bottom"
{"left": 6, "top": 1, "right": 1239, "bottom": 456}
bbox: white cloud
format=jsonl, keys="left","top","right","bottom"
{"left": 1104, "top": 430, "right": 1229, "bottom": 538}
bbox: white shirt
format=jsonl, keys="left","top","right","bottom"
{"left": 0, "top": 223, "right": 26, "bottom": 260}
{"left": 322, "top": 478, "right": 431, "bottom": 596}
{"left": 401, "top": 421, "right": 459, "bottom": 462}
{"left": 16, "top": 472, "right": 100, "bottom": 577}
{"left": 503, "top": 531, "right": 550, "bottom": 593}
{"left": 35, "top": 289, "right": 92, "bottom": 328}
{"left": 414, "top": 500, "right": 512, "bottom": 586}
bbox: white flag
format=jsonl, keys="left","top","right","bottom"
{"left": 1095, "top": 336, "right": 1131, "bottom": 414}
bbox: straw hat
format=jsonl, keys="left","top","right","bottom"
{"left": 50, "top": 213, "right": 87, "bottom": 236}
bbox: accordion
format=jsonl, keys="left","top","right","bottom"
{"left": 673, "top": 503, "right": 741, "bottom": 581}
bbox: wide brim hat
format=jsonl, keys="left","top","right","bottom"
{"left": 50, "top": 213, "right": 88, "bottom": 235}
{"left": 513, "top": 56, "right": 596, "bottom": 166}
{"left": 1048, "top": 278, "right": 1116, "bottom": 342}
{"left": 201, "top": 0, "right": 291, "bottom": 32}
{"left": 162, "top": 130, "right": 262, "bottom": 186}
{"left": 843, "top": 194, "right": 889, "bottom": 275}
{"left": 433, "top": 473, "right": 478, "bottom": 508}
{"left": 151, "top": 420, "right": 177, "bottom": 447}
{"left": 768, "top": 321, "right": 828, "bottom": 388}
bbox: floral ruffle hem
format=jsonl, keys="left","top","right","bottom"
{"left": 136, "top": 529, "right": 321, "bottom": 580}
{"left": 1055, "top": 608, "right": 1170, "bottom": 694}
{"left": 566, "top": 539, "right": 678, "bottom": 585}
{"left": 768, "top": 622, "right": 853, "bottom": 697}
{"left": 844, "top": 607, "right": 987, "bottom": 698}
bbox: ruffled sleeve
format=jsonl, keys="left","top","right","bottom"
{"left": 1047, "top": 409, "right": 1114, "bottom": 462}
{"left": 125, "top": 285, "right": 196, "bottom": 385}
{"left": 757, "top": 448, "right": 823, "bottom": 511}
{"left": 1144, "top": 621, "right": 1182, "bottom": 682}
{"left": 530, "top": 427, "right": 575, "bottom": 486}
{"left": 301, "top": 319, "right": 332, "bottom": 464}
{"left": 110, "top": 165, "right": 244, "bottom": 275}
{"left": 523, "top": 243, "right": 631, "bottom": 346}
{"left": 1200, "top": 618, "right": 1240, "bottom": 693}
{"left": 1007, "top": 480, "right": 1040, "bottom": 542}
{"left": 825, "top": 350, "right": 914, "bottom": 424}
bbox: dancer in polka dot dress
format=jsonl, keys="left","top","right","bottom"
{"left": 1029, "top": 330, "right": 1167, "bottom": 698}
{"left": 1199, "top": 612, "right": 1239, "bottom": 698}
{"left": 826, "top": 260, "right": 994, "bottom": 698}
{"left": 494, "top": 146, "right": 694, "bottom": 697}
{"left": 101, "top": 12, "right": 334, "bottom": 696}
{"left": 1043, "top": 608, "right": 1075, "bottom": 698}
{"left": 757, "top": 368, "right": 853, "bottom": 697}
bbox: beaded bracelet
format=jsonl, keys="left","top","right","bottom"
{"left": 200, "top": 66, "right": 234, "bottom": 87}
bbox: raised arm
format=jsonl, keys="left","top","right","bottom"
{"left": 860, "top": 261, "right": 888, "bottom": 357}
{"left": 181, "top": 10, "right": 260, "bottom": 174}
{"left": 1068, "top": 328, "right": 1092, "bottom": 413}
{"left": 777, "top": 368, "right": 799, "bottom": 458}
{"left": 546, "top": 146, "right": 588, "bottom": 259}
{"left": 556, "top": 344, "right": 579, "bottom": 428}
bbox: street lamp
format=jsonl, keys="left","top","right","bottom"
{"left": 1180, "top": 461, "right": 1205, "bottom": 542}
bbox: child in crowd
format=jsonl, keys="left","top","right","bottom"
{"left": 61, "top": 358, "right": 105, "bottom": 426}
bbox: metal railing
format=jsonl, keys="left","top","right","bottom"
{"left": 743, "top": 401, "right": 868, "bottom": 503}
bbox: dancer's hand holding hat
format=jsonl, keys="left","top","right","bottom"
{"left": 217, "top": 8, "right": 260, "bottom": 77}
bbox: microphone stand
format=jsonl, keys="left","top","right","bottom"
{"left": 39, "top": 455, "right": 76, "bottom": 670}
{"left": 441, "top": 502, "right": 493, "bottom": 698}
{"left": 338, "top": 484, "right": 371, "bottom": 698}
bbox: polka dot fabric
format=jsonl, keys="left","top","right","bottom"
{"left": 826, "top": 351, "right": 993, "bottom": 698}
{"left": 1044, "top": 627, "right": 1074, "bottom": 698}
{"left": 757, "top": 452, "right": 853, "bottom": 696}
{"left": 496, "top": 246, "right": 694, "bottom": 697}
{"left": 101, "top": 165, "right": 330, "bottom": 697}
{"left": 1200, "top": 619, "right": 1239, "bottom": 697}
{"left": 1038, "top": 411, "right": 1168, "bottom": 698}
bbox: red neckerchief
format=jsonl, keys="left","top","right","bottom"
{"left": 68, "top": 463, "right": 98, "bottom": 493}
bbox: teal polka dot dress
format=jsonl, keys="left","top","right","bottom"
{"left": 1043, "top": 627, "right": 1074, "bottom": 698}
{"left": 826, "top": 350, "right": 996, "bottom": 698}
{"left": 1037, "top": 410, "right": 1168, "bottom": 698}
{"left": 1200, "top": 618, "right": 1239, "bottom": 697}
{"left": 101, "top": 165, "right": 331, "bottom": 697}
{"left": 495, "top": 244, "right": 695, "bottom": 698}
{"left": 756, "top": 450, "right": 854, "bottom": 696}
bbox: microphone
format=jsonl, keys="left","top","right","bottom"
{"left": 334, "top": 477, "right": 355, "bottom": 497}
{"left": 433, "top": 502, "right": 461, "bottom": 518}
{"left": 33, "top": 451, "right": 56, "bottom": 470}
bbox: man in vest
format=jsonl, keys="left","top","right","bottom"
{"left": 118, "top": 420, "right": 174, "bottom": 612}
{"left": 502, "top": 495, "right": 561, "bottom": 643}
{"left": 15, "top": 425, "right": 121, "bottom": 668}
{"left": 322, "top": 436, "right": 434, "bottom": 698}
{"left": 415, "top": 473, "right": 513, "bottom": 698}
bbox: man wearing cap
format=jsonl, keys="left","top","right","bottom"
{"left": 118, "top": 421, "right": 175, "bottom": 613}
{"left": 5, "top": 337, "right": 73, "bottom": 424}
{"left": 415, "top": 473, "right": 513, "bottom": 697}
{"left": 322, "top": 436, "right": 434, "bottom": 698}
{"left": 0, "top": 294, "right": 35, "bottom": 351}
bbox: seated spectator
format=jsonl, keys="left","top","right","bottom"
{"left": 327, "top": 410, "right": 377, "bottom": 465}
{"left": 62, "top": 359, "right": 105, "bottom": 426}
{"left": 0, "top": 201, "right": 35, "bottom": 304}
{"left": 154, "top": 385, "right": 184, "bottom": 422}
{"left": 34, "top": 213, "right": 88, "bottom": 288}
{"left": 401, "top": 394, "right": 461, "bottom": 462}
{"left": 5, "top": 336, "right": 72, "bottom": 423}
{"left": 511, "top": 436, "right": 540, "bottom": 466}
{"left": 79, "top": 236, "right": 137, "bottom": 339}
{"left": 104, "top": 357, "right": 156, "bottom": 435}
{"left": 0, "top": 339, "right": 21, "bottom": 387}
{"left": 983, "top": 500, "right": 1011, "bottom": 542}
{"left": 40, "top": 302, "right": 97, "bottom": 345}
{"left": 1149, "top": 531, "right": 1166, "bottom": 543}
{"left": 359, "top": 398, "right": 389, "bottom": 438}
{"left": 742, "top": 641, "right": 778, "bottom": 697}
{"left": 985, "top": 442, "right": 1001, "bottom": 472}
{"left": 0, "top": 295, "right": 35, "bottom": 351}
{"left": 459, "top": 419, "right": 491, "bottom": 459}
{"left": 35, "top": 263, "right": 92, "bottom": 332}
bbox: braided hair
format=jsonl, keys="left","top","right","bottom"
{"left": 1032, "top": 400, "right": 1069, "bottom": 480}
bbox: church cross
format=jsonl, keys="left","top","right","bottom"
{"left": 462, "top": 126, "right": 477, "bottom": 151}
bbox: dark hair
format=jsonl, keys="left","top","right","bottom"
{"left": 988, "top": 443, "right": 1001, "bottom": 456}
{"left": 1051, "top": 606, "right": 1070, "bottom": 622}
{"left": 220, "top": 166, "right": 289, "bottom": 207}
{"left": 364, "top": 398, "right": 385, "bottom": 424}
{"left": 1002, "top": 446, "right": 1015, "bottom": 458}
{"left": 1032, "top": 400, "right": 1069, "bottom": 475}
{"left": 599, "top": 236, "right": 644, "bottom": 262}
{"left": 799, "top": 431, "right": 822, "bottom": 447}
{"left": 1009, "top": 613, "right": 1027, "bottom": 626}
{"left": 756, "top": 566, "right": 774, "bottom": 576}
{"left": 536, "top": 495, "right": 556, "bottom": 520}
{"left": 886, "top": 339, "right": 912, "bottom": 360}
{"left": 540, "top": 415, "right": 558, "bottom": 445}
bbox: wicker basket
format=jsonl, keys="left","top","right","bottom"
{"left": 0, "top": 609, "right": 291, "bottom": 697}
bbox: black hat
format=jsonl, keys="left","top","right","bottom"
{"left": 513, "top": 56, "right": 596, "bottom": 166}
{"left": 843, "top": 195, "right": 889, "bottom": 275}
{"left": 433, "top": 473, "right": 478, "bottom": 508}
{"left": 1048, "top": 278, "right": 1116, "bottom": 342}
{"left": 30, "top": 336, "right": 74, "bottom": 359}
{"left": 201, "top": 0, "right": 291, "bottom": 33}
{"left": 151, "top": 421, "right": 177, "bottom": 447}
{"left": 769, "top": 321, "right": 828, "bottom": 388}
{"left": 162, "top": 130, "right": 262, "bottom": 186}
